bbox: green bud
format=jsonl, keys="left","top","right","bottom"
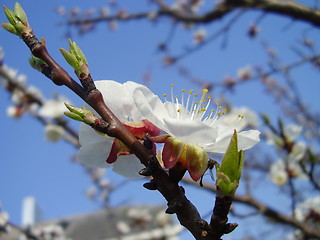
{"left": 69, "top": 39, "right": 87, "bottom": 63}
{"left": 1, "top": 22, "right": 18, "bottom": 35}
{"left": 64, "top": 102, "right": 96, "bottom": 125}
{"left": 216, "top": 130, "right": 244, "bottom": 196}
{"left": 3, "top": 6, "right": 16, "bottom": 26}
{"left": 278, "top": 118, "right": 284, "bottom": 132}
{"left": 14, "top": 20, "right": 25, "bottom": 34}
{"left": 60, "top": 40, "right": 89, "bottom": 77}
{"left": 14, "top": 2, "right": 28, "bottom": 25}
{"left": 2, "top": 3, "right": 31, "bottom": 36}
{"left": 29, "top": 55, "right": 47, "bottom": 71}
{"left": 216, "top": 172, "right": 237, "bottom": 196}
{"left": 65, "top": 102, "right": 85, "bottom": 116}
{"left": 64, "top": 111, "right": 83, "bottom": 122}
{"left": 60, "top": 48, "right": 78, "bottom": 69}
{"left": 261, "top": 114, "right": 270, "bottom": 125}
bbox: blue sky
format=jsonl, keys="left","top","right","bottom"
{"left": 1, "top": 0, "right": 320, "bottom": 239}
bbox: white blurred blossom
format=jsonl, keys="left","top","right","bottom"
{"left": 100, "top": 6, "right": 110, "bottom": 17}
{"left": 289, "top": 141, "right": 307, "bottom": 161}
{"left": 284, "top": 124, "right": 303, "bottom": 142}
{"left": 86, "top": 186, "right": 96, "bottom": 199}
{"left": 11, "top": 89, "right": 24, "bottom": 105}
{"left": 6, "top": 106, "right": 20, "bottom": 118}
{"left": 294, "top": 196, "right": 320, "bottom": 222}
{"left": 44, "top": 124, "right": 65, "bottom": 142}
{"left": 39, "top": 96, "right": 68, "bottom": 119}
{"left": 266, "top": 124, "right": 303, "bottom": 146}
{"left": 269, "top": 158, "right": 307, "bottom": 186}
{"left": 16, "top": 74, "right": 27, "bottom": 88}
{"left": 26, "top": 85, "right": 43, "bottom": 101}
{"left": 269, "top": 160, "right": 288, "bottom": 186}
{"left": 193, "top": 28, "right": 207, "bottom": 44}
{"left": 237, "top": 65, "right": 252, "bottom": 80}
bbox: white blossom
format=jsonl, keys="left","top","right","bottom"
{"left": 289, "top": 141, "right": 307, "bottom": 161}
{"left": 6, "top": 105, "right": 19, "bottom": 118}
{"left": 269, "top": 159, "right": 288, "bottom": 186}
{"left": 266, "top": 123, "right": 303, "bottom": 146}
{"left": 44, "top": 124, "right": 65, "bottom": 142}
{"left": 193, "top": 28, "right": 207, "bottom": 44}
{"left": 78, "top": 80, "right": 147, "bottom": 178}
{"left": 39, "top": 96, "right": 68, "bottom": 118}
{"left": 237, "top": 65, "right": 252, "bottom": 80}
{"left": 294, "top": 196, "right": 320, "bottom": 222}
{"left": 133, "top": 84, "right": 260, "bottom": 154}
{"left": 26, "top": 85, "right": 43, "bottom": 101}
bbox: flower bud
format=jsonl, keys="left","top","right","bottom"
{"left": 216, "top": 130, "right": 244, "bottom": 196}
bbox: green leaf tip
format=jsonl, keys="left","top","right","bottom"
{"left": 14, "top": 2, "right": 28, "bottom": 25}
{"left": 1, "top": 22, "right": 18, "bottom": 35}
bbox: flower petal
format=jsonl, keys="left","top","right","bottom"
{"left": 133, "top": 86, "right": 169, "bottom": 131}
{"left": 112, "top": 155, "right": 145, "bottom": 178}
{"left": 283, "top": 124, "right": 302, "bottom": 141}
{"left": 78, "top": 141, "right": 113, "bottom": 168}
{"left": 79, "top": 123, "right": 107, "bottom": 146}
{"left": 94, "top": 80, "right": 135, "bottom": 121}
{"left": 203, "top": 129, "right": 260, "bottom": 153}
{"left": 163, "top": 118, "right": 218, "bottom": 145}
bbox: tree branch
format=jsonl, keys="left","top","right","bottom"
{"left": 183, "top": 177, "right": 320, "bottom": 239}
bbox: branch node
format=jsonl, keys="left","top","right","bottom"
{"left": 143, "top": 134, "right": 153, "bottom": 150}
{"left": 143, "top": 179, "right": 158, "bottom": 190}
{"left": 223, "top": 223, "right": 238, "bottom": 234}
{"left": 139, "top": 156, "right": 158, "bottom": 176}
{"left": 165, "top": 200, "right": 182, "bottom": 214}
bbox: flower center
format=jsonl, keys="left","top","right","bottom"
{"left": 163, "top": 84, "right": 242, "bottom": 126}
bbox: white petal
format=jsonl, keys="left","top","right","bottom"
{"left": 237, "top": 129, "right": 261, "bottom": 150}
{"left": 284, "top": 124, "right": 302, "bottom": 141}
{"left": 79, "top": 123, "right": 107, "bottom": 146}
{"left": 94, "top": 80, "right": 133, "bottom": 121}
{"left": 78, "top": 141, "right": 113, "bottom": 168}
{"left": 133, "top": 86, "right": 169, "bottom": 130}
{"left": 290, "top": 141, "right": 307, "bottom": 161}
{"left": 163, "top": 118, "right": 218, "bottom": 145}
{"left": 203, "top": 129, "right": 260, "bottom": 153}
{"left": 39, "top": 98, "right": 67, "bottom": 118}
{"left": 112, "top": 155, "right": 145, "bottom": 178}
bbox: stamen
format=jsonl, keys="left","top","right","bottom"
{"left": 185, "top": 89, "right": 193, "bottom": 111}
{"left": 165, "top": 84, "right": 230, "bottom": 124}
{"left": 171, "top": 84, "right": 175, "bottom": 103}
{"left": 181, "top": 89, "right": 186, "bottom": 106}
{"left": 175, "top": 95, "right": 180, "bottom": 118}
{"left": 196, "top": 89, "right": 208, "bottom": 115}
{"left": 163, "top": 93, "right": 167, "bottom": 101}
